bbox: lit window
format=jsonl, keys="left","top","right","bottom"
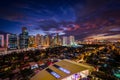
{"left": 46, "top": 68, "right": 60, "bottom": 78}
{"left": 53, "top": 64, "right": 70, "bottom": 74}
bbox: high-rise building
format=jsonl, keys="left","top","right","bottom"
{"left": 6, "top": 34, "right": 9, "bottom": 48}
{"left": 35, "top": 34, "right": 41, "bottom": 47}
{"left": 19, "top": 27, "right": 29, "bottom": 49}
{"left": 69, "top": 36, "right": 75, "bottom": 45}
{"left": 0, "top": 35, "right": 4, "bottom": 47}
{"left": 44, "top": 35, "right": 50, "bottom": 46}
{"left": 22, "top": 27, "right": 27, "bottom": 33}
{"left": 8, "top": 34, "right": 18, "bottom": 49}
{"left": 63, "top": 36, "right": 68, "bottom": 46}
{"left": 59, "top": 38, "right": 62, "bottom": 45}
{"left": 42, "top": 35, "right": 48, "bottom": 46}
{"left": 40, "top": 35, "right": 44, "bottom": 46}
{"left": 56, "top": 33, "right": 59, "bottom": 45}
{"left": 54, "top": 33, "right": 60, "bottom": 46}
{"left": 49, "top": 36, "right": 55, "bottom": 47}
{"left": 49, "top": 33, "right": 61, "bottom": 47}
{"left": 29, "top": 35, "right": 36, "bottom": 47}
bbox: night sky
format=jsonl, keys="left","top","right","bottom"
{"left": 0, "top": 0, "right": 120, "bottom": 40}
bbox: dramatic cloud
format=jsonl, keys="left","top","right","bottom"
{"left": 109, "top": 27, "right": 120, "bottom": 32}
{"left": 0, "top": 0, "right": 120, "bottom": 40}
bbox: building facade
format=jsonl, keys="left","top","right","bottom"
{"left": 29, "top": 35, "right": 36, "bottom": 47}
{"left": 35, "top": 34, "right": 41, "bottom": 47}
{"left": 19, "top": 27, "right": 29, "bottom": 49}
{"left": 63, "top": 36, "right": 68, "bottom": 46}
{"left": 69, "top": 36, "right": 75, "bottom": 45}
{"left": 0, "top": 35, "right": 4, "bottom": 47}
{"left": 8, "top": 34, "right": 18, "bottom": 49}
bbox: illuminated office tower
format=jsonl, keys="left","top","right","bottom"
{"left": 29, "top": 35, "right": 36, "bottom": 47}
{"left": 43, "top": 35, "right": 50, "bottom": 46}
{"left": 19, "top": 27, "right": 29, "bottom": 49}
{"left": 69, "top": 36, "right": 75, "bottom": 45}
{"left": 8, "top": 34, "right": 18, "bottom": 49}
{"left": 6, "top": 34, "right": 10, "bottom": 48}
{"left": 59, "top": 38, "right": 62, "bottom": 45}
{"left": 35, "top": 34, "right": 41, "bottom": 46}
{"left": 45, "top": 35, "right": 50, "bottom": 46}
{"left": 40, "top": 35, "right": 44, "bottom": 46}
{"left": 56, "top": 33, "right": 59, "bottom": 45}
{"left": 0, "top": 35, "right": 4, "bottom": 47}
{"left": 63, "top": 36, "right": 68, "bottom": 46}
{"left": 53, "top": 33, "right": 60, "bottom": 46}
{"left": 50, "top": 36, "right": 55, "bottom": 46}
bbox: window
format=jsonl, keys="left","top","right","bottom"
{"left": 46, "top": 68, "right": 61, "bottom": 78}
{"left": 53, "top": 64, "right": 70, "bottom": 74}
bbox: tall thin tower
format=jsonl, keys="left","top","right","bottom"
{"left": 56, "top": 33, "right": 59, "bottom": 45}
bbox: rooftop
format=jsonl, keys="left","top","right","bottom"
{"left": 31, "top": 59, "right": 94, "bottom": 80}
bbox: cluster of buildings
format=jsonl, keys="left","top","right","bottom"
{"left": 82, "top": 39, "right": 120, "bottom": 44}
{"left": 0, "top": 27, "right": 76, "bottom": 51}
{"left": 0, "top": 27, "right": 29, "bottom": 51}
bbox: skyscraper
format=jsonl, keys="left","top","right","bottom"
{"left": 8, "top": 34, "right": 18, "bottom": 49}
{"left": 56, "top": 33, "right": 59, "bottom": 45}
{"left": 69, "top": 36, "right": 75, "bottom": 45}
{"left": 45, "top": 35, "right": 50, "bottom": 46}
{"left": 54, "top": 33, "right": 60, "bottom": 46}
{"left": 22, "top": 27, "right": 27, "bottom": 33}
{"left": 63, "top": 36, "right": 68, "bottom": 46}
{"left": 6, "top": 34, "right": 9, "bottom": 48}
{"left": 29, "top": 35, "right": 35, "bottom": 47}
{"left": 19, "top": 27, "right": 29, "bottom": 49}
{"left": 40, "top": 35, "right": 44, "bottom": 46}
{"left": 0, "top": 35, "right": 4, "bottom": 47}
{"left": 35, "top": 34, "right": 41, "bottom": 47}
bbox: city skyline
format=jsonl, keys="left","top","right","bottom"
{"left": 0, "top": 0, "right": 120, "bottom": 40}
{"left": 0, "top": 27, "right": 77, "bottom": 50}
